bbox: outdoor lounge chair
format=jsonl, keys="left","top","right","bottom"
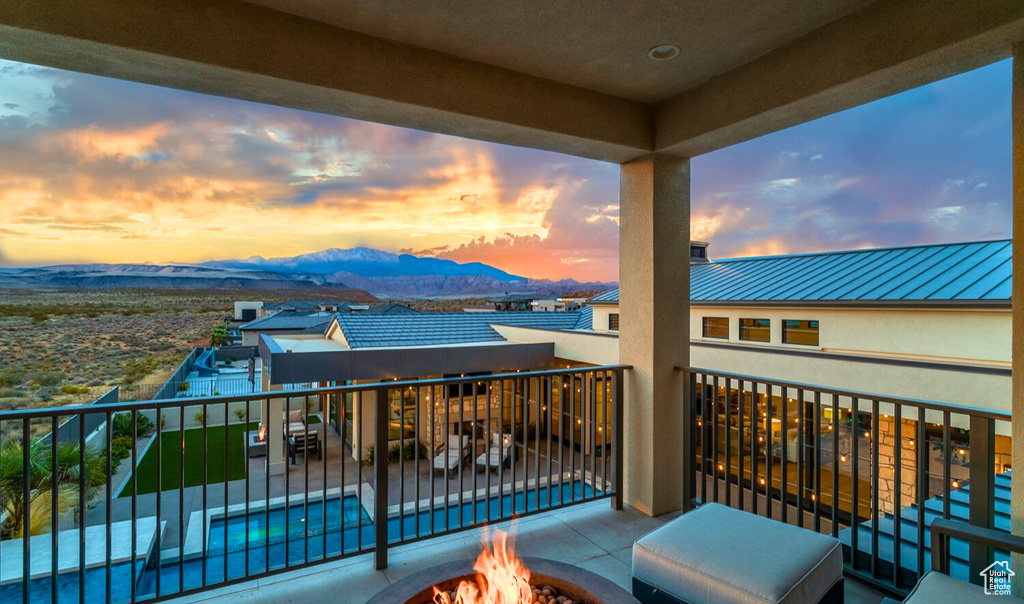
{"left": 432, "top": 434, "right": 471, "bottom": 476}
{"left": 881, "top": 518, "right": 1024, "bottom": 604}
{"left": 475, "top": 433, "right": 513, "bottom": 472}
{"left": 287, "top": 430, "right": 321, "bottom": 464}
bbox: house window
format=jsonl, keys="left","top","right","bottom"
{"left": 702, "top": 317, "right": 729, "bottom": 339}
{"left": 783, "top": 320, "right": 819, "bottom": 346}
{"left": 608, "top": 313, "right": 619, "bottom": 331}
{"left": 739, "top": 318, "right": 770, "bottom": 342}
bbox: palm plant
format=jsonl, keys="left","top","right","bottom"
{"left": 0, "top": 438, "right": 106, "bottom": 538}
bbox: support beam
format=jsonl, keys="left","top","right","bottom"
{"left": 656, "top": 0, "right": 1024, "bottom": 157}
{"left": 0, "top": 0, "right": 652, "bottom": 163}
{"left": 1012, "top": 42, "right": 1024, "bottom": 597}
{"left": 619, "top": 153, "right": 690, "bottom": 516}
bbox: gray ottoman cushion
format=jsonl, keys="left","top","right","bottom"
{"left": 903, "top": 571, "right": 1003, "bottom": 604}
{"left": 632, "top": 503, "right": 842, "bottom": 604}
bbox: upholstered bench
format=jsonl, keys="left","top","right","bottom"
{"left": 632, "top": 503, "right": 844, "bottom": 604}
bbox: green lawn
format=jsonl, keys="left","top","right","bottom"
{"left": 121, "top": 422, "right": 256, "bottom": 496}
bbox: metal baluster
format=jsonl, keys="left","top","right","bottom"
{"left": 546, "top": 377, "right": 553, "bottom": 510}
{"left": 831, "top": 394, "right": 839, "bottom": 539}
{"left": 23, "top": 418, "right": 30, "bottom": 604}
{"left": 534, "top": 378, "right": 541, "bottom": 510}
{"left": 737, "top": 379, "right": 744, "bottom": 513}
{"left": 357, "top": 393, "right": 364, "bottom": 551}
{"left": 76, "top": 413, "right": 85, "bottom": 604}
{"left": 105, "top": 411, "right": 112, "bottom": 604}
{"left": 712, "top": 375, "right": 719, "bottom": 503}
{"left": 765, "top": 386, "right": 773, "bottom": 519}
{"left": 284, "top": 397, "right": 290, "bottom": 569}
{"left": 725, "top": 377, "right": 732, "bottom": 507}
{"left": 797, "top": 388, "right": 805, "bottom": 529}
{"left": 496, "top": 379, "right": 503, "bottom": 519}
{"left": 429, "top": 386, "right": 436, "bottom": 537}
{"left": 814, "top": 391, "right": 822, "bottom": 533}
{"left": 510, "top": 379, "right": 517, "bottom": 515}
{"left": 155, "top": 408, "right": 162, "bottom": 595}
{"left": 201, "top": 403, "right": 208, "bottom": 585}
{"left": 916, "top": 408, "right": 927, "bottom": 583}
{"left": 893, "top": 404, "right": 902, "bottom": 589}
{"left": 588, "top": 372, "right": 596, "bottom": 501}
{"left": 850, "top": 397, "right": 859, "bottom": 570}
{"left": 374, "top": 387, "right": 389, "bottom": 570}
{"left": 130, "top": 410, "right": 138, "bottom": 603}
{"left": 178, "top": 405, "right": 184, "bottom": 593}
{"left": 557, "top": 375, "right": 564, "bottom": 506}
{"left": 414, "top": 386, "right": 421, "bottom": 538}
{"left": 459, "top": 382, "right": 466, "bottom": 527}
{"left": 399, "top": 387, "right": 405, "bottom": 539}
{"left": 871, "top": 399, "right": 879, "bottom": 579}
{"left": 700, "top": 373, "right": 707, "bottom": 504}
{"left": 781, "top": 387, "right": 788, "bottom": 524}
{"left": 473, "top": 380, "right": 479, "bottom": 523}
{"left": 570, "top": 374, "right": 578, "bottom": 503}
{"left": 750, "top": 383, "right": 758, "bottom": 516}
{"left": 264, "top": 398, "right": 271, "bottom": 566}
{"left": 303, "top": 396, "right": 310, "bottom": 564}
{"left": 51, "top": 415, "right": 59, "bottom": 604}
{"left": 444, "top": 384, "right": 450, "bottom": 531}
{"left": 942, "top": 412, "right": 951, "bottom": 521}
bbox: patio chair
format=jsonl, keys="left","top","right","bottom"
{"left": 881, "top": 518, "right": 1024, "bottom": 603}
{"left": 475, "top": 433, "right": 513, "bottom": 472}
{"left": 432, "top": 434, "right": 471, "bottom": 476}
{"left": 287, "top": 430, "right": 321, "bottom": 465}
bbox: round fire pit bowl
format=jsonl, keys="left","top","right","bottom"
{"left": 367, "top": 557, "right": 639, "bottom": 604}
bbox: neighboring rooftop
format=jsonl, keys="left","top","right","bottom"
{"left": 264, "top": 300, "right": 354, "bottom": 310}
{"left": 364, "top": 303, "right": 420, "bottom": 315}
{"left": 333, "top": 311, "right": 585, "bottom": 348}
{"left": 239, "top": 310, "right": 338, "bottom": 332}
{"left": 487, "top": 293, "right": 560, "bottom": 303}
{"left": 588, "top": 240, "right": 1012, "bottom": 305}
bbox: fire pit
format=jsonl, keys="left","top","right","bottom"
{"left": 247, "top": 425, "right": 267, "bottom": 458}
{"left": 368, "top": 531, "right": 639, "bottom": 604}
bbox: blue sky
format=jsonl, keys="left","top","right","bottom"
{"left": 0, "top": 57, "right": 1011, "bottom": 281}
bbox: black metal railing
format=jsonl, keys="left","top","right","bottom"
{"left": 0, "top": 365, "right": 626, "bottom": 604}
{"left": 678, "top": 366, "right": 1011, "bottom": 595}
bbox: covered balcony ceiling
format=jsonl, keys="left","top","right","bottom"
{"left": 239, "top": 0, "right": 877, "bottom": 103}
{"left": 1, "top": 0, "right": 1023, "bottom": 162}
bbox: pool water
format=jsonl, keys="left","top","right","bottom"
{"left": 5, "top": 482, "right": 598, "bottom": 603}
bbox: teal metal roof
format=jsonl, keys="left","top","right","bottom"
{"left": 335, "top": 311, "right": 585, "bottom": 348}
{"left": 588, "top": 240, "right": 1011, "bottom": 305}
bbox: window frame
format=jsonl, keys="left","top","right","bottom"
{"left": 782, "top": 319, "right": 819, "bottom": 346}
{"left": 738, "top": 318, "right": 771, "bottom": 343}
{"left": 608, "top": 313, "right": 619, "bottom": 331}
{"left": 701, "top": 316, "right": 729, "bottom": 340}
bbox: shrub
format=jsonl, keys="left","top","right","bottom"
{"left": 232, "top": 408, "right": 246, "bottom": 423}
{"left": 178, "top": 381, "right": 190, "bottom": 392}
{"left": 112, "top": 412, "right": 154, "bottom": 438}
{"left": 362, "top": 440, "right": 429, "bottom": 467}
{"left": 60, "top": 385, "right": 90, "bottom": 395}
{"left": 193, "top": 411, "right": 206, "bottom": 425}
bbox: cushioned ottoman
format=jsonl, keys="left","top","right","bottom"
{"left": 632, "top": 503, "right": 844, "bottom": 604}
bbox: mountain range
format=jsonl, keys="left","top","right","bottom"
{"left": 0, "top": 247, "right": 615, "bottom": 297}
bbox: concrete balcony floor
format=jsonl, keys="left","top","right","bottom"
{"left": 171, "top": 499, "right": 886, "bottom": 604}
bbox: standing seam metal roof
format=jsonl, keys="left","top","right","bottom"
{"left": 335, "top": 311, "right": 585, "bottom": 348}
{"left": 586, "top": 240, "right": 1012, "bottom": 305}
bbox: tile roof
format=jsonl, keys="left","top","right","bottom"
{"left": 239, "top": 311, "right": 338, "bottom": 331}
{"left": 335, "top": 311, "right": 585, "bottom": 348}
{"left": 588, "top": 240, "right": 1011, "bottom": 305}
{"left": 573, "top": 305, "right": 593, "bottom": 330}
{"left": 363, "top": 303, "right": 420, "bottom": 315}
{"left": 264, "top": 300, "right": 352, "bottom": 310}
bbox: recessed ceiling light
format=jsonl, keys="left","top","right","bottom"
{"left": 647, "top": 45, "right": 680, "bottom": 61}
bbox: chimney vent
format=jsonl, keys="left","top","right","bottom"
{"left": 690, "top": 241, "right": 710, "bottom": 263}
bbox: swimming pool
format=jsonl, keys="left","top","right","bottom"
{"left": 4, "top": 482, "right": 599, "bottom": 602}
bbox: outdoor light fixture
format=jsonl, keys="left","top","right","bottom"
{"left": 647, "top": 44, "right": 680, "bottom": 61}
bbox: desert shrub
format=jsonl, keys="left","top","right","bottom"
{"left": 60, "top": 385, "right": 90, "bottom": 395}
{"left": 0, "top": 366, "right": 24, "bottom": 387}
{"left": 193, "top": 411, "right": 206, "bottom": 425}
{"left": 29, "top": 371, "right": 62, "bottom": 387}
{"left": 0, "top": 387, "right": 22, "bottom": 398}
{"left": 232, "top": 408, "right": 246, "bottom": 423}
{"left": 109, "top": 434, "right": 134, "bottom": 472}
{"left": 178, "top": 381, "right": 190, "bottom": 392}
{"left": 112, "top": 412, "right": 154, "bottom": 438}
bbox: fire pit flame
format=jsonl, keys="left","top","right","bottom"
{"left": 433, "top": 529, "right": 532, "bottom": 604}
{"left": 257, "top": 424, "right": 266, "bottom": 442}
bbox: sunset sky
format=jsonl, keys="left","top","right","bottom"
{"left": 0, "top": 58, "right": 1011, "bottom": 282}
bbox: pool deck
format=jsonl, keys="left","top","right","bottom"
{"left": 168, "top": 498, "right": 887, "bottom": 604}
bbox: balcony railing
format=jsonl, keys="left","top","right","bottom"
{"left": 678, "top": 366, "right": 1012, "bottom": 596}
{"left": 0, "top": 365, "right": 627, "bottom": 604}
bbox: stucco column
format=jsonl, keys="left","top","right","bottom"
{"left": 619, "top": 153, "right": 691, "bottom": 516}
{"left": 1012, "top": 43, "right": 1024, "bottom": 593}
{"left": 263, "top": 386, "right": 286, "bottom": 476}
